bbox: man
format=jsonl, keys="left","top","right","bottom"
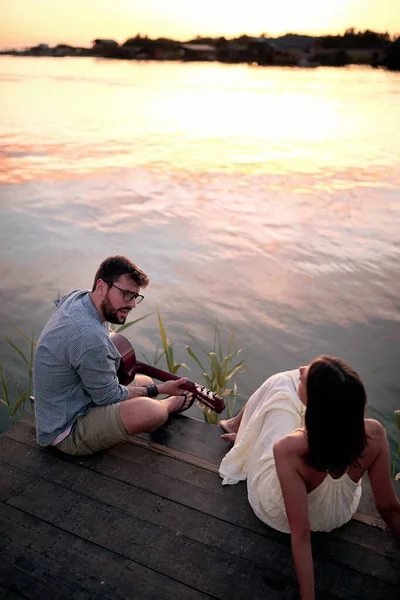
{"left": 33, "top": 255, "right": 192, "bottom": 455}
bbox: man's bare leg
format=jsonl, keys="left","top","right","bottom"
{"left": 120, "top": 394, "right": 192, "bottom": 436}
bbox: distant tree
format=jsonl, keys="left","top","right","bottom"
{"left": 320, "top": 28, "right": 392, "bottom": 49}
{"left": 215, "top": 36, "right": 228, "bottom": 47}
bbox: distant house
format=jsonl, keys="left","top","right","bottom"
{"left": 309, "top": 47, "right": 350, "bottom": 67}
{"left": 53, "top": 44, "right": 82, "bottom": 57}
{"left": 269, "top": 34, "right": 317, "bottom": 53}
{"left": 247, "top": 37, "right": 275, "bottom": 65}
{"left": 92, "top": 39, "right": 119, "bottom": 57}
{"left": 218, "top": 41, "right": 249, "bottom": 63}
{"left": 122, "top": 38, "right": 165, "bottom": 60}
{"left": 248, "top": 37, "right": 301, "bottom": 66}
{"left": 181, "top": 43, "right": 216, "bottom": 61}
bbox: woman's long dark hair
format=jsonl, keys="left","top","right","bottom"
{"left": 305, "top": 355, "right": 367, "bottom": 474}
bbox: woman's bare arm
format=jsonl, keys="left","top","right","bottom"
{"left": 367, "top": 420, "right": 400, "bottom": 543}
{"left": 274, "top": 438, "right": 315, "bottom": 600}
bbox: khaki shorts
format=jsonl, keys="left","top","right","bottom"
{"left": 55, "top": 402, "right": 128, "bottom": 456}
{"left": 54, "top": 375, "right": 152, "bottom": 456}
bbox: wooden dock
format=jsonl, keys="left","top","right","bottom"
{"left": 0, "top": 414, "right": 399, "bottom": 600}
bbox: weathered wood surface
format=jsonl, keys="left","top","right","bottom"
{"left": 0, "top": 415, "right": 399, "bottom": 600}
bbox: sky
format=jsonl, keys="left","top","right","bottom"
{"left": 1, "top": 0, "right": 399, "bottom": 49}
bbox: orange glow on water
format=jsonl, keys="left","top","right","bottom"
{"left": 1, "top": 58, "right": 399, "bottom": 187}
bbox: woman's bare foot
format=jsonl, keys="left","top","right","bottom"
{"left": 160, "top": 393, "right": 194, "bottom": 414}
{"left": 221, "top": 432, "right": 237, "bottom": 444}
{"left": 219, "top": 417, "right": 239, "bottom": 434}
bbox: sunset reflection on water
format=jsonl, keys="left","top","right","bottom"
{"left": 1, "top": 58, "right": 399, "bottom": 182}
{"left": 0, "top": 57, "right": 399, "bottom": 447}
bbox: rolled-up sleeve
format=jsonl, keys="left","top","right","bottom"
{"left": 76, "top": 345, "right": 129, "bottom": 405}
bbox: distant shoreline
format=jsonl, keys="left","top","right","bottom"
{"left": 1, "top": 30, "right": 398, "bottom": 70}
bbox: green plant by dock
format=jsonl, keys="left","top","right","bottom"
{"left": 185, "top": 323, "right": 247, "bottom": 424}
{"left": 0, "top": 328, "right": 36, "bottom": 425}
{"left": 140, "top": 308, "right": 247, "bottom": 424}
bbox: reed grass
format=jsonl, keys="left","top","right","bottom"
{"left": 140, "top": 308, "right": 191, "bottom": 376}
{"left": 185, "top": 323, "right": 247, "bottom": 424}
{"left": 138, "top": 312, "right": 247, "bottom": 424}
{"left": 108, "top": 312, "right": 154, "bottom": 334}
{"left": 0, "top": 327, "right": 36, "bottom": 424}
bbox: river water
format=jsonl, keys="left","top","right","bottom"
{"left": 0, "top": 57, "right": 399, "bottom": 455}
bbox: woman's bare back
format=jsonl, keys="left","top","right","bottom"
{"left": 279, "top": 418, "right": 383, "bottom": 494}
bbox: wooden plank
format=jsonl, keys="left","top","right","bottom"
{"left": 4, "top": 422, "right": 261, "bottom": 532}
{"left": 137, "top": 415, "right": 400, "bottom": 531}
{"left": 0, "top": 502, "right": 212, "bottom": 600}
{"left": 0, "top": 584, "right": 25, "bottom": 600}
{"left": 2, "top": 424, "right": 399, "bottom": 561}
{"left": 125, "top": 437, "right": 390, "bottom": 530}
{"left": 4, "top": 421, "right": 399, "bottom": 561}
{"left": 127, "top": 435, "right": 220, "bottom": 474}
{"left": 4, "top": 422, "right": 400, "bottom": 582}
{"left": 0, "top": 458, "right": 34, "bottom": 502}
{"left": 13, "top": 414, "right": 400, "bottom": 527}
{"left": 138, "top": 414, "right": 229, "bottom": 466}
{"left": 0, "top": 438, "right": 293, "bottom": 568}
{"left": 0, "top": 437, "right": 287, "bottom": 560}
{"left": 1, "top": 461, "right": 294, "bottom": 600}
{"left": 0, "top": 561, "right": 86, "bottom": 600}
{"left": 1, "top": 437, "right": 399, "bottom": 599}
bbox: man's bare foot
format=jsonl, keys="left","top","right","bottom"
{"left": 160, "top": 393, "right": 194, "bottom": 414}
{"left": 221, "top": 432, "right": 237, "bottom": 444}
{"left": 219, "top": 418, "right": 239, "bottom": 434}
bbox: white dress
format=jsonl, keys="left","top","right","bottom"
{"left": 219, "top": 370, "right": 362, "bottom": 533}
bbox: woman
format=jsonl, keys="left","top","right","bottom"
{"left": 219, "top": 355, "right": 400, "bottom": 600}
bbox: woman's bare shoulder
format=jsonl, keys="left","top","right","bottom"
{"left": 365, "top": 418, "right": 386, "bottom": 439}
{"left": 274, "top": 428, "right": 307, "bottom": 456}
{"left": 363, "top": 419, "right": 388, "bottom": 461}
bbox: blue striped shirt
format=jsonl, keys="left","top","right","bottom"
{"left": 33, "top": 290, "right": 129, "bottom": 446}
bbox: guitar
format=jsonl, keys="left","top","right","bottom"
{"left": 111, "top": 332, "right": 226, "bottom": 414}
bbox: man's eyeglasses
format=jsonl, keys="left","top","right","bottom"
{"left": 111, "top": 284, "right": 144, "bottom": 304}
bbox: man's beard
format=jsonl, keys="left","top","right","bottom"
{"left": 101, "top": 295, "right": 131, "bottom": 324}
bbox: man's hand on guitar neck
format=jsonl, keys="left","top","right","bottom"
{"left": 127, "top": 377, "right": 189, "bottom": 399}
{"left": 157, "top": 377, "right": 188, "bottom": 397}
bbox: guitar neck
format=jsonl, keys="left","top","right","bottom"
{"left": 110, "top": 332, "right": 225, "bottom": 413}
{"left": 134, "top": 361, "right": 225, "bottom": 413}
{"left": 135, "top": 361, "right": 197, "bottom": 395}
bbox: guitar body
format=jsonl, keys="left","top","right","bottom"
{"left": 111, "top": 332, "right": 225, "bottom": 413}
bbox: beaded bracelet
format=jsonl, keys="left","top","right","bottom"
{"left": 144, "top": 384, "right": 158, "bottom": 398}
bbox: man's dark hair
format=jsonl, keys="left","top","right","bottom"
{"left": 92, "top": 256, "right": 149, "bottom": 291}
{"left": 305, "top": 355, "right": 367, "bottom": 474}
